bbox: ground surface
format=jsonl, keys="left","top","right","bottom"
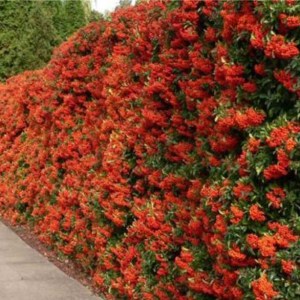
{"left": 0, "top": 221, "right": 101, "bottom": 300}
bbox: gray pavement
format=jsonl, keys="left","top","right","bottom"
{"left": 0, "top": 221, "right": 101, "bottom": 300}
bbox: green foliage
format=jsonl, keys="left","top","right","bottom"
{"left": 42, "top": 0, "right": 65, "bottom": 43}
{"left": 0, "top": 0, "right": 29, "bottom": 79}
{"left": 0, "top": 0, "right": 92, "bottom": 81}
{"left": 118, "top": 0, "right": 132, "bottom": 8}
{"left": 17, "top": 1, "right": 59, "bottom": 72}
{"left": 63, "top": 0, "right": 87, "bottom": 39}
{"left": 89, "top": 10, "right": 104, "bottom": 22}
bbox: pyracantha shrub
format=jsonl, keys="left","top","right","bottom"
{"left": 0, "top": 0, "right": 299, "bottom": 299}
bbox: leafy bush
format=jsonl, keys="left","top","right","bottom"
{"left": 0, "top": 0, "right": 299, "bottom": 299}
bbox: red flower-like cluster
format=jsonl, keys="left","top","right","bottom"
{"left": 252, "top": 274, "right": 278, "bottom": 300}
{"left": 265, "top": 35, "right": 299, "bottom": 59}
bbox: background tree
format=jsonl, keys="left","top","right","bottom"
{"left": 0, "top": 0, "right": 31, "bottom": 79}
{"left": 89, "top": 10, "right": 103, "bottom": 22}
{"left": 42, "top": 0, "right": 66, "bottom": 44}
{"left": 0, "top": 0, "right": 93, "bottom": 81}
{"left": 63, "top": 0, "right": 87, "bottom": 39}
{"left": 17, "top": 1, "right": 59, "bottom": 72}
{"left": 118, "top": 0, "right": 132, "bottom": 8}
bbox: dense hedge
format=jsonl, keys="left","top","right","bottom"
{"left": 0, "top": 0, "right": 300, "bottom": 299}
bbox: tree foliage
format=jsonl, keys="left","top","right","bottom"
{"left": 0, "top": 0, "right": 93, "bottom": 81}
{"left": 63, "top": 0, "right": 87, "bottom": 39}
{"left": 118, "top": 0, "right": 132, "bottom": 8}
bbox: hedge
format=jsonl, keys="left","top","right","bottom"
{"left": 0, "top": 0, "right": 299, "bottom": 299}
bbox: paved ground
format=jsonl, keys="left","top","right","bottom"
{"left": 0, "top": 221, "right": 100, "bottom": 300}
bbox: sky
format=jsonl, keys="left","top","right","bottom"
{"left": 92, "top": 0, "right": 136, "bottom": 13}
